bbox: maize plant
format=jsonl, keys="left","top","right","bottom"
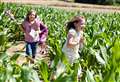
{"left": 0, "top": 2, "right": 120, "bottom": 82}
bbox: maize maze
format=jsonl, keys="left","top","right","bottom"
{"left": 0, "top": 3, "right": 120, "bottom": 82}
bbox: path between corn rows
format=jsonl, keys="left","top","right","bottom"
{"left": 6, "top": 41, "right": 49, "bottom": 65}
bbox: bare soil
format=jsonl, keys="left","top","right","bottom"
{"left": 6, "top": 41, "right": 49, "bottom": 65}
{"left": 1, "top": 0, "right": 120, "bottom": 13}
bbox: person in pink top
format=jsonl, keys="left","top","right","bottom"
{"left": 20, "top": 10, "right": 48, "bottom": 62}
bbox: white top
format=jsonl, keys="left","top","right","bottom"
{"left": 62, "top": 29, "right": 83, "bottom": 63}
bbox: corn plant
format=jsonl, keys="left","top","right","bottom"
{"left": 0, "top": 2, "right": 120, "bottom": 82}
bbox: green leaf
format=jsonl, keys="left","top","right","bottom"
{"left": 0, "top": 52, "right": 8, "bottom": 60}
{"left": 30, "top": 70, "right": 41, "bottom": 82}
{"left": 100, "top": 45, "right": 108, "bottom": 64}
{"left": 38, "top": 61, "right": 49, "bottom": 82}
{"left": 10, "top": 53, "right": 20, "bottom": 61}
{"left": 85, "top": 69, "right": 95, "bottom": 82}
{"left": 95, "top": 50, "right": 105, "bottom": 65}
{"left": 21, "top": 65, "right": 31, "bottom": 82}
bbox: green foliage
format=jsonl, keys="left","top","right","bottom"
{"left": 0, "top": 52, "right": 41, "bottom": 82}
{"left": 0, "top": 2, "right": 120, "bottom": 82}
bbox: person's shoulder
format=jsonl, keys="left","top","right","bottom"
{"left": 69, "top": 29, "right": 76, "bottom": 34}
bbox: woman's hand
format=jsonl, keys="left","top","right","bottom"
{"left": 67, "top": 33, "right": 79, "bottom": 48}
{"left": 79, "top": 37, "right": 84, "bottom": 44}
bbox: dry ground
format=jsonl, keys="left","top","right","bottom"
{"left": 6, "top": 41, "right": 49, "bottom": 65}
{"left": 1, "top": 0, "right": 120, "bottom": 13}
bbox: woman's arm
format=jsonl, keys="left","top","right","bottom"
{"left": 40, "top": 23, "right": 48, "bottom": 34}
{"left": 79, "top": 36, "right": 85, "bottom": 48}
{"left": 79, "top": 37, "right": 84, "bottom": 43}
{"left": 67, "top": 33, "right": 79, "bottom": 48}
{"left": 20, "top": 24, "right": 26, "bottom": 33}
{"left": 20, "top": 24, "right": 29, "bottom": 35}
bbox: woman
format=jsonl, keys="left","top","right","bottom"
{"left": 21, "top": 10, "right": 48, "bottom": 63}
{"left": 62, "top": 16, "right": 85, "bottom": 64}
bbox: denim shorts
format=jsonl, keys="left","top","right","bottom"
{"left": 26, "top": 42, "right": 37, "bottom": 58}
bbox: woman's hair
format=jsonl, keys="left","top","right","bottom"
{"left": 66, "top": 21, "right": 76, "bottom": 32}
{"left": 66, "top": 16, "right": 85, "bottom": 32}
{"left": 25, "top": 10, "right": 37, "bottom": 21}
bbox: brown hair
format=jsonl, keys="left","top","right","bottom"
{"left": 25, "top": 10, "right": 37, "bottom": 21}
{"left": 66, "top": 16, "right": 85, "bottom": 32}
{"left": 66, "top": 21, "right": 76, "bottom": 32}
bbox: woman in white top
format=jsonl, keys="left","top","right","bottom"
{"left": 52, "top": 16, "right": 85, "bottom": 80}
{"left": 62, "top": 16, "right": 85, "bottom": 64}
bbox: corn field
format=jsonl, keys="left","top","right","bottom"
{"left": 0, "top": 3, "right": 120, "bottom": 82}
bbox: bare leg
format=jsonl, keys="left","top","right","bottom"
{"left": 39, "top": 42, "right": 46, "bottom": 54}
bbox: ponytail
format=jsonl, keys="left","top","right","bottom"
{"left": 66, "top": 21, "right": 75, "bottom": 33}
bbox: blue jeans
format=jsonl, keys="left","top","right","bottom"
{"left": 26, "top": 42, "right": 37, "bottom": 58}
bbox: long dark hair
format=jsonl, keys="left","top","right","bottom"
{"left": 66, "top": 16, "right": 85, "bottom": 33}
{"left": 25, "top": 10, "right": 37, "bottom": 21}
{"left": 66, "top": 21, "right": 76, "bottom": 33}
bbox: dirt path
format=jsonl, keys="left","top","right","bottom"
{"left": 1, "top": 0, "right": 120, "bottom": 13}
{"left": 6, "top": 41, "right": 49, "bottom": 65}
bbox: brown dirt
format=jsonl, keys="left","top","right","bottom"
{"left": 1, "top": 0, "right": 120, "bottom": 13}
{"left": 6, "top": 41, "right": 49, "bottom": 65}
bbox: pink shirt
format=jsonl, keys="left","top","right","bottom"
{"left": 22, "top": 18, "right": 41, "bottom": 42}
